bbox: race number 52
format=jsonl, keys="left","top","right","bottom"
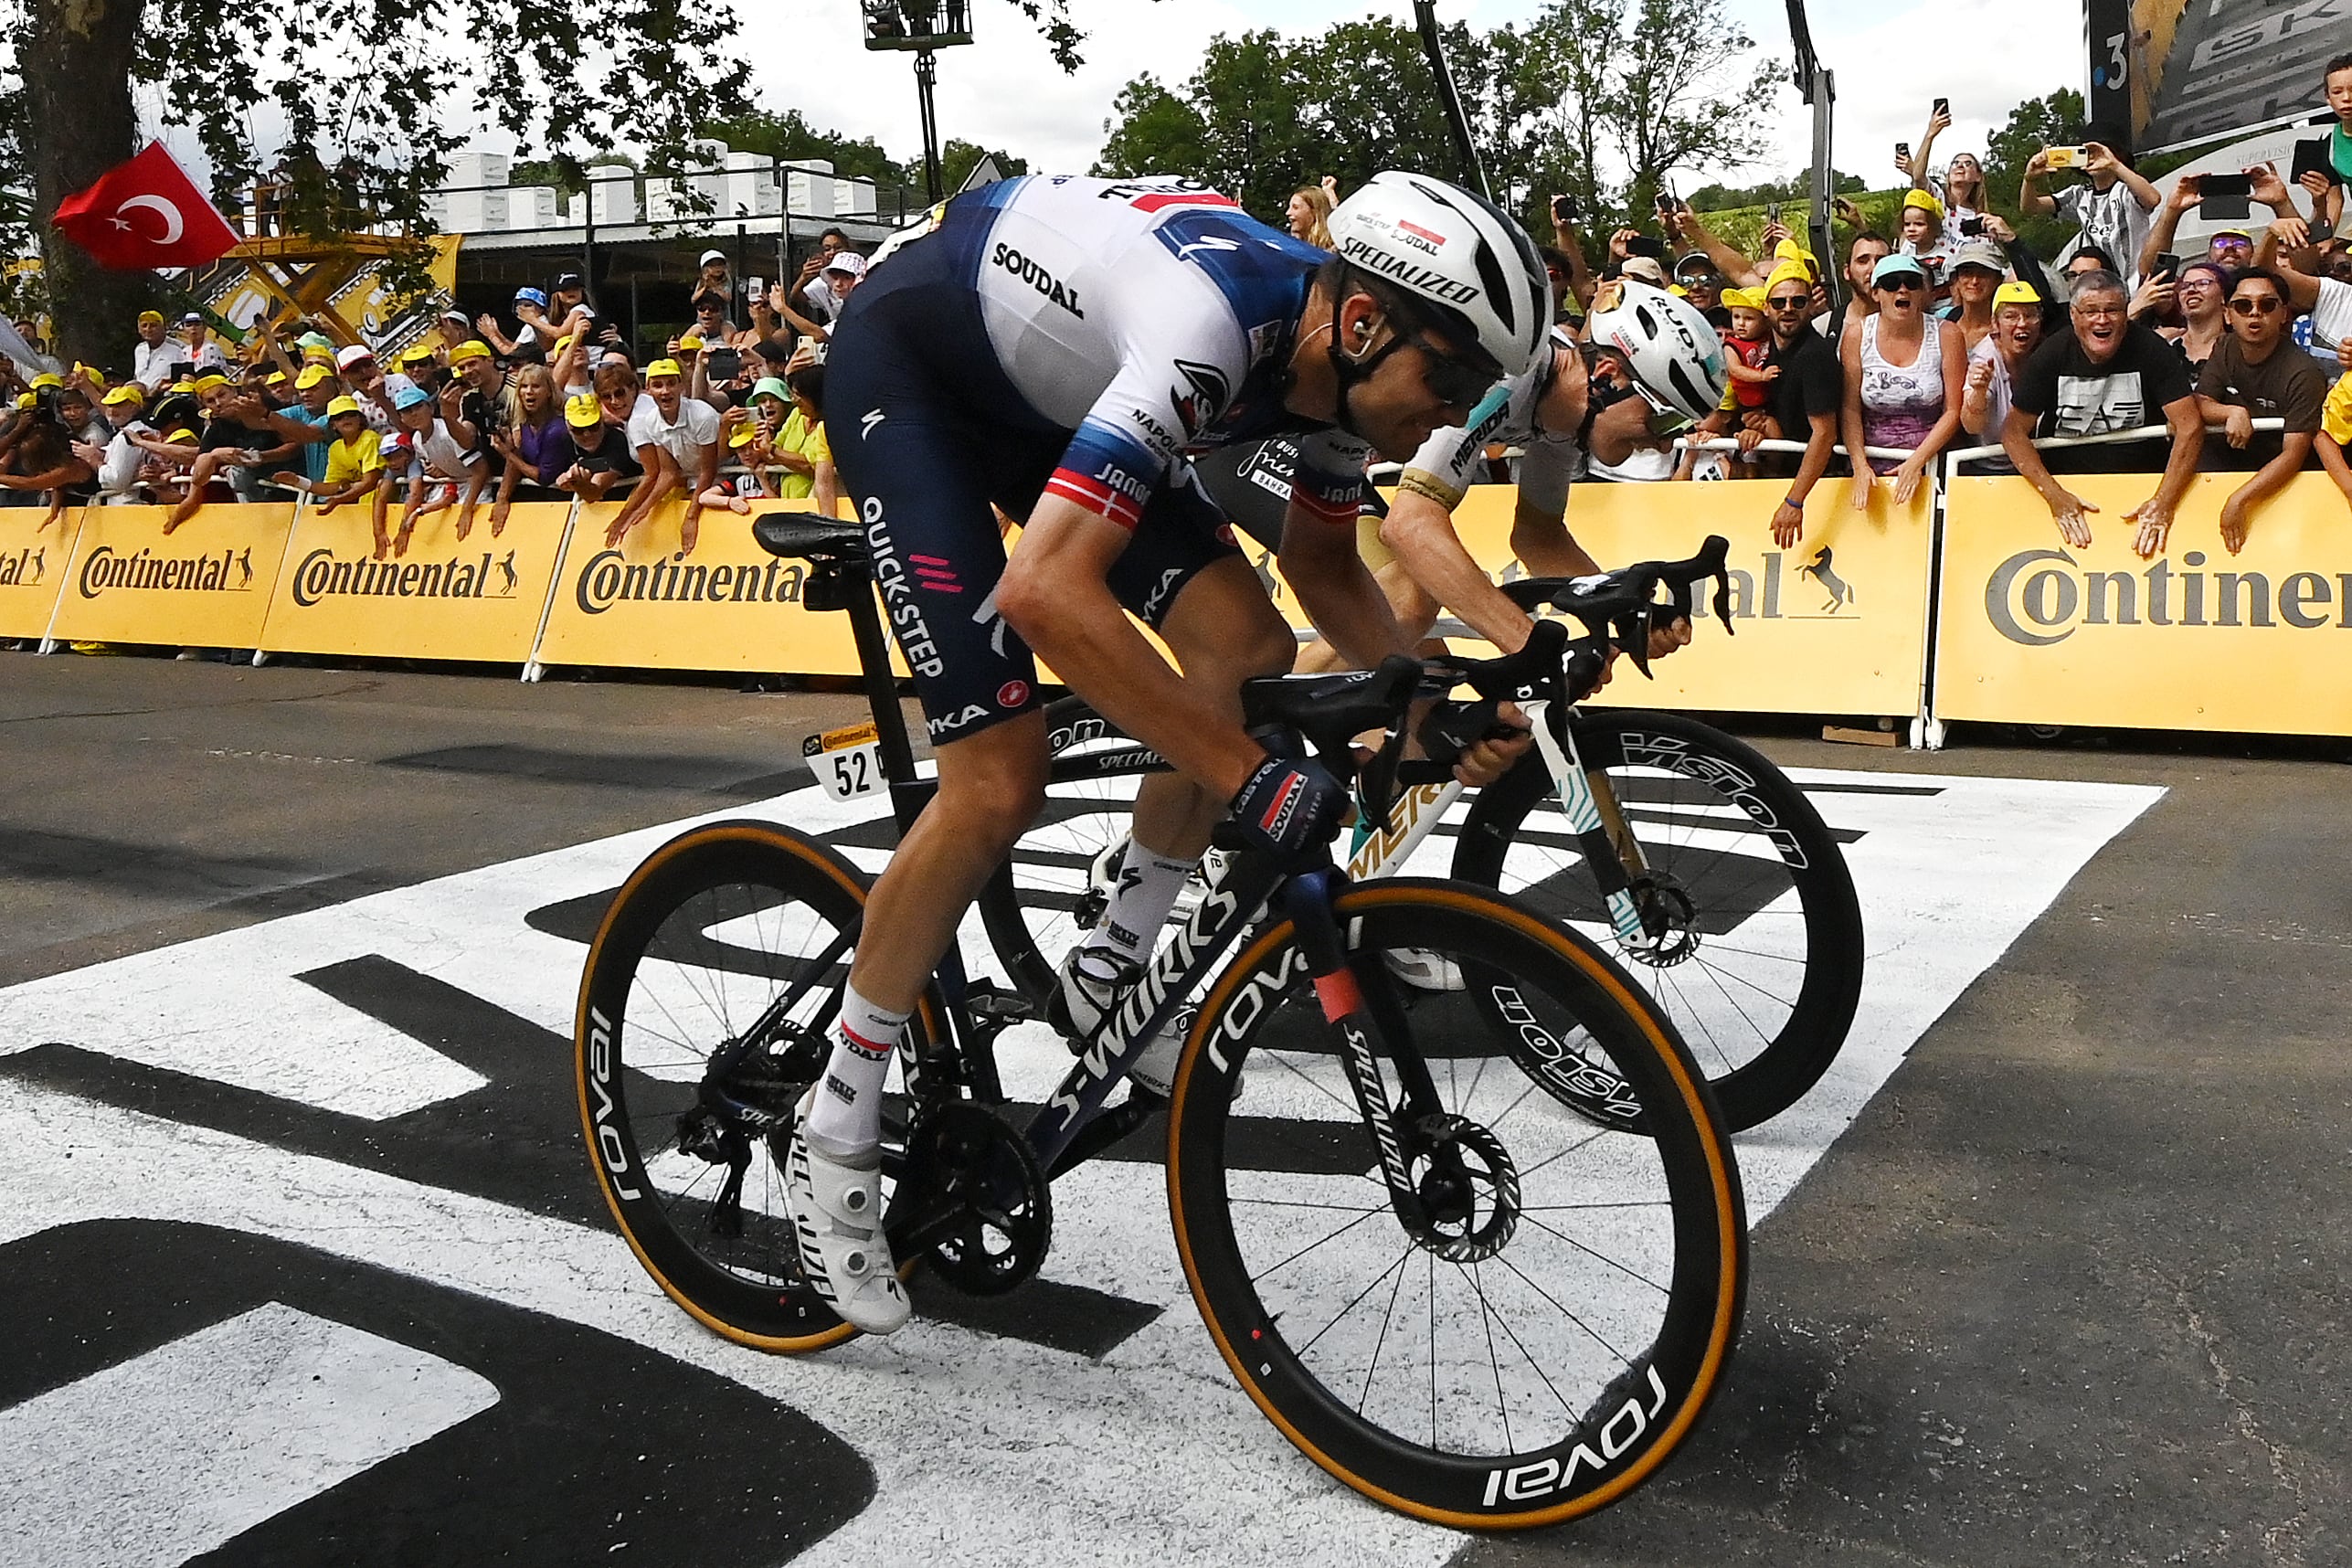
{"left": 802, "top": 722, "right": 885, "bottom": 801}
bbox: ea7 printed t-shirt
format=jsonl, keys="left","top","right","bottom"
{"left": 2010, "top": 323, "right": 2192, "bottom": 470}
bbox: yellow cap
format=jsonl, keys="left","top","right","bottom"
{"left": 728, "top": 423, "right": 756, "bottom": 448}
{"left": 295, "top": 364, "right": 334, "bottom": 390}
{"left": 137, "top": 310, "right": 165, "bottom": 326}
{"left": 169, "top": 377, "right": 196, "bottom": 393}
{"left": 326, "top": 395, "right": 363, "bottom": 417}
{"left": 29, "top": 372, "right": 61, "bottom": 389}
{"left": 302, "top": 344, "right": 337, "bottom": 363}
{"left": 553, "top": 334, "right": 576, "bottom": 355}
{"left": 1902, "top": 188, "right": 1945, "bottom": 221}
{"left": 13, "top": 393, "right": 30, "bottom": 408}
{"left": 398, "top": 343, "right": 439, "bottom": 366}
{"left": 165, "top": 426, "right": 199, "bottom": 443}
{"left": 677, "top": 333, "right": 705, "bottom": 352}
{"left": 644, "top": 357, "right": 683, "bottom": 380}
{"left": 264, "top": 369, "right": 289, "bottom": 385}
{"left": 565, "top": 391, "right": 603, "bottom": 428}
{"left": 191, "top": 373, "right": 231, "bottom": 393}
{"left": 1993, "top": 280, "right": 2045, "bottom": 309}
{"left": 101, "top": 384, "right": 144, "bottom": 407}
{"left": 448, "top": 339, "right": 492, "bottom": 365}
{"left": 1764, "top": 260, "right": 1815, "bottom": 300}
{"left": 1720, "top": 286, "right": 1765, "bottom": 310}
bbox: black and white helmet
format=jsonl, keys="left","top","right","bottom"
{"left": 1584, "top": 279, "right": 1730, "bottom": 425}
{"left": 1327, "top": 172, "right": 1552, "bottom": 378}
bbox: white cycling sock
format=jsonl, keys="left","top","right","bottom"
{"left": 1084, "top": 842, "right": 1195, "bottom": 967}
{"left": 802, "top": 985, "right": 906, "bottom": 1158}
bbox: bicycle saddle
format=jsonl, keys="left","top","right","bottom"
{"left": 751, "top": 511, "right": 865, "bottom": 562}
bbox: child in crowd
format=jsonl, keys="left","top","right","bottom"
{"left": 1899, "top": 190, "right": 1951, "bottom": 295}
{"left": 1719, "top": 288, "right": 1777, "bottom": 410}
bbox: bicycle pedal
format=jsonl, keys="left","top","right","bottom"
{"left": 964, "top": 980, "right": 1035, "bottom": 1023}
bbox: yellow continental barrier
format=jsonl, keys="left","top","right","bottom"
{"left": 1258, "top": 479, "right": 1935, "bottom": 716}
{"left": 533, "top": 496, "right": 877, "bottom": 675}
{"left": 0, "top": 503, "right": 77, "bottom": 641}
{"left": 1936, "top": 471, "right": 2352, "bottom": 736}
{"left": 259, "top": 498, "right": 573, "bottom": 662}
{"left": 45, "top": 503, "right": 296, "bottom": 650}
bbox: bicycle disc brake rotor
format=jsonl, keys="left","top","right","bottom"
{"left": 894, "top": 1102, "right": 1053, "bottom": 1295}
{"left": 1404, "top": 1113, "right": 1520, "bottom": 1263}
{"left": 1624, "top": 874, "right": 1701, "bottom": 967}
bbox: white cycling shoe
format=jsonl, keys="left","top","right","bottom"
{"left": 1053, "top": 948, "right": 1181, "bottom": 1097}
{"left": 1383, "top": 945, "right": 1467, "bottom": 991}
{"left": 785, "top": 1090, "right": 911, "bottom": 1336}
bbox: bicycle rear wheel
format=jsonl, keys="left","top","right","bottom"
{"left": 1454, "top": 709, "right": 1863, "bottom": 1130}
{"left": 577, "top": 820, "right": 943, "bottom": 1351}
{"left": 1166, "top": 879, "right": 1745, "bottom": 1528}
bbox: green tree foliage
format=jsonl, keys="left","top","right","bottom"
{"left": 1980, "top": 88, "right": 2088, "bottom": 258}
{"left": 1094, "top": 0, "right": 1784, "bottom": 236}
{"left": 2, "top": 0, "right": 1080, "bottom": 369}
{"left": 940, "top": 139, "right": 1029, "bottom": 193}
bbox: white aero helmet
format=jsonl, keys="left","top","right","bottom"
{"left": 1584, "top": 278, "right": 1730, "bottom": 426}
{"left": 1326, "top": 171, "right": 1552, "bottom": 379}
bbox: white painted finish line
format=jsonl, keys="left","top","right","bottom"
{"left": 0, "top": 1302, "right": 498, "bottom": 1568}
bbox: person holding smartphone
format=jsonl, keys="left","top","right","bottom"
{"left": 2022, "top": 126, "right": 2161, "bottom": 288}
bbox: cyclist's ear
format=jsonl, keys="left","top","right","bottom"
{"left": 1336, "top": 292, "right": 1390, "bottom": 361}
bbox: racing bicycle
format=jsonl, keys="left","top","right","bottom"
{"left": 574, "top": 511, "right": 1746, "bottom": 1528}
{"left": 994, "top": 539, "right": 1865, "bottom": 1132}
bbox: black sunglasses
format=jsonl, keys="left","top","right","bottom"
{"left": 1766, "top": 292, "right": 1810, "bottom": 308}
{"left": 2228, "top": 295, "right": 2282, "bottom": 316}
{"left": 1404, "top": 330, "right": 1500, "bottom": 408}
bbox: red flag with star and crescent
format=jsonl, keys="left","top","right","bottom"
{"left": 53, "top": 143, "right": 242, "bottom": 270}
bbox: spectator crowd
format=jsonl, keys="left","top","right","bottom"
{"left": 5, "top": 53, "right": 2351, "bottom": 605}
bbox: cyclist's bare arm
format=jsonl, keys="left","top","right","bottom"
{"left": 998, "top": 493, "right": 1268, "bottom": 799}
{"left": 1279, "top": 497, "right": 1407, "bottom": 671}
{"left": 1381, "top": 480, "right": 1540, "bottom": 652}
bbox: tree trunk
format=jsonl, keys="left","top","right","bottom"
{"left": 25, "top": 0, "right": 154, "bottom": 376}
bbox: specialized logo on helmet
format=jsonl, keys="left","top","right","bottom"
{"left": 1338, "top": 236, "right": 1479, "bottom": 305}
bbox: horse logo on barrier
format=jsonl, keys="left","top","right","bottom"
{"left": 1796, "top": 546, "right": 1856, "bottom": 614}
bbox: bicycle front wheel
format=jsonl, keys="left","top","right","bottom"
{"left": 577, "top": 820, "right": 943, "bottom": 1351}
{"left": 1166, "top": 879, "right": 1745, "bottom": 1528}
{"left": 1454, "top": 709, "right": 1863, "bottom": 1130}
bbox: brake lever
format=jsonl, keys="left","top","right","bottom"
{"left": 1657, "top": 534, "right": 1734, "bottom": 636}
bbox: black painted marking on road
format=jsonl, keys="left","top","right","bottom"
{"left": 1797, "top": 780, "right": 1945, "bottom": 797}
{"left": 0, "top": 1220, "right": 872, "bottom": 1566}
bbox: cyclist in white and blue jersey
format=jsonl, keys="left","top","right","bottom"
{"left": 787, "top": 171, "right": 1554, "bottom": 1334}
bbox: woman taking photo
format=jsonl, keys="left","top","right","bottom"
{"left": 1842, "top": 252, "right": 1965, "bottom": 505}
{"left": 2164, "top": 260, "right": 2230, "bottom": 371}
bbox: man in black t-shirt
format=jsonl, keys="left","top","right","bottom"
{"left": 2194, "top": 268, "right": 2326, "bottom": 552}
{"left": 553, "top": 392, "right": 642, "bottom": 502}
{"left": 2002, "top": 269, "right": 2204, "bottom": 556}
{"left": 1753, "top": 270, "right": 1844, "bottom": 546}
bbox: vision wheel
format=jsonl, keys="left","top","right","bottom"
{"left": 1454, "top": 708, "right": 1863, "bottom": 1131}
{"left": 576, "top": 820, "right": 943, "bottom": 1351}
{"left": 1167, "top": 880, "right": 1745, "bottom": 1528}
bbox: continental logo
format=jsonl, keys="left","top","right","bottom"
{"left": 291, "top": 548, "right": 517, "bottom": 607}
{"left": 1986, "top": 548, "right": 2352, "bottom": 647}
{"left": 0, "top": 546, "right": 48, "bottom": 588}
{"left": 79, "top": 546, "right": 255, "bottom": 599}
{"left": 573, "top": 550, "right": 806, "bottom": 616}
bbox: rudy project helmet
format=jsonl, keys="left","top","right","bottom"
{"left": 1327, "top": 172, "right": 1552, "bottom": 379}
{"left": 1585, "top": 278, "right": 1729, "bottom": 426}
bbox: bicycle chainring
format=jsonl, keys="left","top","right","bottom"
{"left": 893, "top": 1102, "right": 1053, "bottom": 1295}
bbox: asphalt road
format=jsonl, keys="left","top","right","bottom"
{"left": 2, "top": 649, "right": 2347, "bottom": 1567}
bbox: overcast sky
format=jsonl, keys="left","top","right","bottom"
{"left": 722, "top": 0, "right": 2083, "bottom": 190}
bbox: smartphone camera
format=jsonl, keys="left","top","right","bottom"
{"left": 1896, "top": 142, "right": 1911, "bottom": 160}
{"left": 1960, "top": 216, "right": 1985, "bottom": 238}
{"left": 1933, "top": 97, "right": 1949, "bottom": 119}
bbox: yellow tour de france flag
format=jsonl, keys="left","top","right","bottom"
{"left": 0, "top": 501, "right": 78, "bottom": 641}
{"left": 1937, "top": 471, "right": 2352, "bottom": 737}
{"left": 534, "top": 495, "right": 882, "bottom": 676}
{"left": 258, "top": 495, "right": 572, "bottom": 662}
{"left": 1255, "top": 480, "right": 1936, "bottom": 718}
{"left": 45, "top": 503, "right": 296, "bottom": 650}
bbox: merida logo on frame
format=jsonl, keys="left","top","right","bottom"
{"left": 79, "top": 546, "right": 251, "bottom": 599}
{"left": 1985, "top": 548, "right": 2352, "bottom": 646}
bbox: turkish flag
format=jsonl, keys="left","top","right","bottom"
{"left": 53, "top": 143, "right": 242, "bottom": 270}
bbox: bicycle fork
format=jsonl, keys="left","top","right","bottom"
{"left": 1522, "top": 700, "right": 1658, "bottom": 952}
{"left": 1284, "top": 870, "right": 1437, "bottom": 1229}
